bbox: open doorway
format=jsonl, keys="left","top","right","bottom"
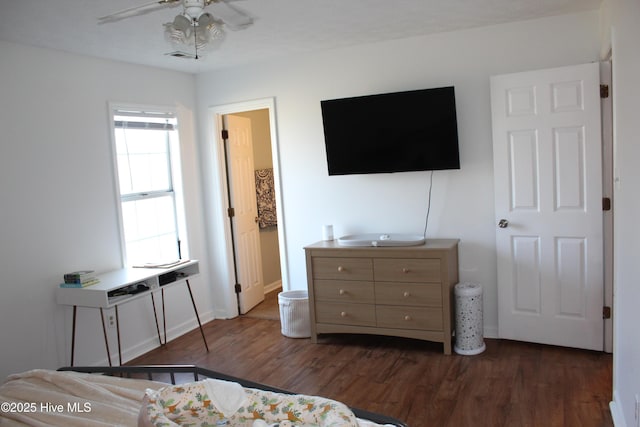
{"left": 223, "top": 110, "right": 282, "bottom": 313}
{"left": 210, "top": 98, "right": 287, "bottom": 317}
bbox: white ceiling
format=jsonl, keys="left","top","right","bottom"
{"left": 0, "top": 0, "right": 601, "bottom": 74}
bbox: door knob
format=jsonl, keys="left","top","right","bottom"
{"left": 498, "top": 219, "right": 509, "bottom": 228}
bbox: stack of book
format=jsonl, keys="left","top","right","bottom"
{"left": 60, "top": 270, "right": 100, "bottom": 288}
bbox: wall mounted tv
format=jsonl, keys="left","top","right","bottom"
{"left": 321, "top": 86, "right": 460, "bottom": 175}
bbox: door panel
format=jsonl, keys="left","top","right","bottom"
{"left": 509, "top": 130, "right": 539, "bottom": 210}
{"left": 555, "top": 237, "right": 586, "bottom": 317}
{"left": 226, "top": 114, "right": 264, "bottom": 314}
{"left": 491, "top": 63, "right": 603, "bottom": 351}
{"left": 512, "top": 236, "right": 541, "bottom": 314}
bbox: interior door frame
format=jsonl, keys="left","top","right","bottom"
{"left": 208, "top": 98, "right": 288, "bottom": 317}
{"left": 601, "top": 59, "right": 613, "bottom": 353}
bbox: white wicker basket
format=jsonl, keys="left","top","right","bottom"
{"left": 278, "top": 290, "right": 311, "bottom": 338}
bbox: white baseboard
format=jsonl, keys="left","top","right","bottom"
{"left": 94, "top": 309, "right": 215, "bottom": 367}
{"left": 610, "top": 390, "right": 627, "bottom": 427}
{"left": 264, "top": 280, "right": 282, "bottom": 294}
{"left": 483, "top": 326, "right": 498, "bottom": 339}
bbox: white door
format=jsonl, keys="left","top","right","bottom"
{"left": 491, "top": 63, "right": 604, "bottom": 351}
{"left": 226, "top": 114, "right": 264, "bottom": 314}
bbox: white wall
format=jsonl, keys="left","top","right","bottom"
{"left": 196, "top": 12, "right": 601, "bottom": 338}
{"left": 2, "top": 7, "right": 637, "bottom": 425}
{"left": 602, "top": 0, "right": 640, "bottom": 425}
{"left": 0, "top": 41, "right": 213, "bottom": 381}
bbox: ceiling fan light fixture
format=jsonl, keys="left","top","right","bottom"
{"left": 193, "top": 22, "right": 225, "bottom": 51}
{"left": 99, "top": 0, "right": 254, "bottom": 60}
{"left": 196, "top": 12, "right": 214, "bottom": 28}
{"left": 172, "top": 14, "right": 192, "bottom": 33}
{"left": 164, "top": 13, "right": 225, "bottom": 56}
{"left": 183, "top": 0, "right": 206, "bottom": 20}
{"left": 164, "top": 22, "right": 189, "bottom": 45}
{"left": 204, "top": 19, "right": 225, "bottom": 42}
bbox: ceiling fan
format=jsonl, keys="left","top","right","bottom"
{"left": 98, "top": 0, "right": 253, "bottom": 59}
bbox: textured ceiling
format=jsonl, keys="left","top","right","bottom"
{"left": 0, "top": 0, "right": 601, "bottom": 74}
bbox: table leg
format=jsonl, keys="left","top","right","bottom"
{"left": 186, "top": 279, "right": 209, "bottom": 352}
{"left": 161, "top": 288, "right": 167, "bottom": 345}
{"left": 99, "top": 307, "right": 112, "bottom": 367}
{"left": 70, "top": 306, "right": 77, "bottom": 366}
{"left": 115, "top": 305, "right": 122, "bottom": 366}
{"left": 150, "top": 292, "right": 164, "bottom": 345}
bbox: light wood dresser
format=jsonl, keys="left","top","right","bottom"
{"left": 304, "top": 239, "right": 459, "bottom": 354}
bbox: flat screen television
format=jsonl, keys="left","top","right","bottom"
{"left": 320, "top": 86, "right": 460, "bottom": 175}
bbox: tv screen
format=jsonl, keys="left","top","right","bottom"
{"left": 321, "top": 86, "right": 460, "bottom": 175}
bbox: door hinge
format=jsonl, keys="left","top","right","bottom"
{"left": 228, "top": 207, "right": 235, "bottom": 218}
{"left": 221, "top": 129, "right": 229, "bottom": 140}
{"left": 600, "top": 84, "right": 609, "bottom": 99}
{"left": 603, "top": 306, "right": 612, "bottom": 319}
{"left": 603, "top": 197, "right": 612, "bottom": 211}
{"left": 234, "top": 283, "right": 242, "bottom": 294}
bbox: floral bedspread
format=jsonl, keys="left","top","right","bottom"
{"left": 141, "top": 378, "right": 360, "bottom": 427}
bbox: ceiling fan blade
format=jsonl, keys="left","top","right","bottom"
{"left": 208, "top": 1, "right": 253, "bottom": 30}
{"left": 98, "top": 0, "right": 182, "bottom": 24}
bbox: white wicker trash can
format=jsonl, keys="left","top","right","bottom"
{"left": 454, "top": 282, "right": 486, "bottom": 355}
{"left": 278, "top": 290, "right": 311, "bottom": 338}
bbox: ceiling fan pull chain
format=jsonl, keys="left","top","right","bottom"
{"left": 193, "top": 21, "right": 199, "bottom": 59}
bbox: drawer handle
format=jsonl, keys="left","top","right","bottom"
{"left": 403, "top": 291, "right": 411, "bottom": 298}
{"left": 339, "top": 289, "right": 346, "bottom": 295}
{"left": 404, "top": 315, "right": 412, "bottom": 321}
{"left": 337, "top": 266, "right": 345, "bottom": 272}
{"left": 402, "top": 268, "right": 410, "bottom": 274}
{"left": 340, "top": 311, "right": 348, "bottom": 317}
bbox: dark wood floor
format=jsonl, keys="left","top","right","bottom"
{"left": 128, "top": 316, "right": 613, "bottom": 427}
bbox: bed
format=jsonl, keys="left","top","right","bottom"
{"left": 0, "top": 365, "right": 408, "bottom": 426}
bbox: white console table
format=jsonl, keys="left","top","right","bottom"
{"left": 56, "top": 260, "right": 208, "bottom": 366}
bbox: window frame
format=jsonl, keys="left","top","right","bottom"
{"left": 108, "top": 102, "right": 189, "bottom": 267}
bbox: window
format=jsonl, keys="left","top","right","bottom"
{"left": 110, "top": 106, "right": 186, "bottom": 266}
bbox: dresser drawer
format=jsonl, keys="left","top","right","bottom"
{"left": 314, "top": 280, "right": 375, "bottom": 304}
{"left": 376, "top": 305, "right": 443, "bottom": 331}
{"left": 315, "top": 302, "right": 376, "bottom": 327}
{"left": 312, "top": 257, "right": 373, "bottom": 281}
{"left": 375, "top": 282, "right": 442, "bottom": 307}
{"left": 373, "top": 258, "right": 441, "bottom": 283}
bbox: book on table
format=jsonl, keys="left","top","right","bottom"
{"left": 62, "top": 270, "right": 100, "bottom": 287}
